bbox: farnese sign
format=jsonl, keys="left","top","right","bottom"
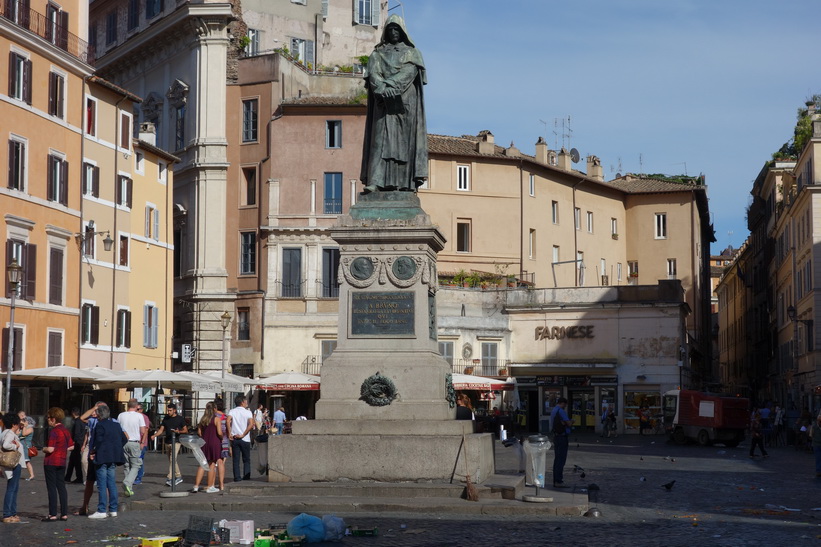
{"left": 351, "top": 291, "right": 415, "bottom": 336}
{"left": 535, "top": 325, "right": 595, "bottom": 340}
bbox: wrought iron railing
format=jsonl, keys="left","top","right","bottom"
{"left": 302, "top": 355, "right": 322, "bottom": 375}
{"left": 1, "top": 0, "right": 94, "bottom": 64}
{"left": 323, "top": 198, "right": 342, "bottom": 215}
{"left": 451, "top": 359, "right": 510, "bottom": 376}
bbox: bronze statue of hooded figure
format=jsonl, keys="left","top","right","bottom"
{"left": 360, "top": 15, "right": 428, "bottom": 193}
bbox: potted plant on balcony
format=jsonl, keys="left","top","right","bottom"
{"left": 507, "top": 275, "right": 517, "bottom": 288}
{"left": 453, "top": 270, "right": 468, "bottom": 287}
{"left": 465, "top": 272, "right": 481, "bottom": 288}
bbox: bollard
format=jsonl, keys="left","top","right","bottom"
{"left": 159, "top": 431, "right": 189, "bottom": 498}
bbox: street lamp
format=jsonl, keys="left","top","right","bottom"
{"left": 4, "top": 259, "right": 23, "bottom": 414}
{"left": 220, "top": 311, "right": 232, "bottom": 402}
{"left": 75, "top": 220, "right": 114, "bottom": 253}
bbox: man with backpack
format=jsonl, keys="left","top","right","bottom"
{"left": 551, "top": 397, "right": 572, "bottom": 488}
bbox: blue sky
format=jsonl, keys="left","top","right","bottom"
{"left": 392, "top": 0, "right": 819, "bottom": 254}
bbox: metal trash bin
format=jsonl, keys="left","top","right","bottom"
{"left": 522, "top": 435, "right": 552, "bottom": 502}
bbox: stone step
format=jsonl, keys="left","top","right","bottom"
{"left": 125, "top": 494, "right": 586, "bottom": 517}
{"left": 223, "top": 481, "right": 468, "bottom": 499}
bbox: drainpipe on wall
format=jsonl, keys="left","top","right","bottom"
{"left": 78, "top": 76, "right": 90, "bottom": 369}
{"left": 109, "top": 95, "right": 128, "bottom": 370}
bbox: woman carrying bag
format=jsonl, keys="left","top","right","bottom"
{"left": 1, "top": 413, "right": 26, "bottom": 523}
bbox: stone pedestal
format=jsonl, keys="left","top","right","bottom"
{"left": 269, "top": 192, "right": 494, "bottom": 483}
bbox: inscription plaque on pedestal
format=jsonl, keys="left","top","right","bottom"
{"left": 351, "top": 291, "right": 415, "bottom": 336}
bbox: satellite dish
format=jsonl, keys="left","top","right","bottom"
{"left": 570, "top": 148, "right": 580, "bottom": 163}
{"left": 615, "top": 173, "right": 622, "bottom": 179}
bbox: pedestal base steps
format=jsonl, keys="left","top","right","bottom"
{"left": 267, "top": 420, "right": 494, "bottom": 483}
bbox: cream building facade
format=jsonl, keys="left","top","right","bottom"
{"left": 79, "top": 76, "right": 177, "bottom": 373}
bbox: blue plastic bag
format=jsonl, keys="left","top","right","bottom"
{"left": 287, "top": 513, "right": 325, "bottom": 543}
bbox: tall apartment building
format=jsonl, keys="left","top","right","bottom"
{"left": 1, "top": 0, "right": 93, "bottom": 410}
{"left": 89, "top": 0, "right": 385, "bottom": 377}
{"left": 79, "top": 76, "right": 176, "bottom": 373}
{"left": 718, "top": 116, "right": 821, "bottom": 410}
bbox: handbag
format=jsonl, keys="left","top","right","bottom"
{"left": 0, "top": 448, "right": 21, "bottom": 469}
{"left": 28, "top": 446, "right": 38, "bottom": 458}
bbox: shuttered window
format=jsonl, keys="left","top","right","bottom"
{"left": 82, "top": 162, "right": 99, "bottom": 197}
{"left": 1, "top": 327, "right": 23, "bottom": 372}
{"left": 127, "top": 0, "right": 139, "bottom": 30}
{"left": 47, "top": 331, "right": 62, "bottom": 367}
{"left": 8, "top": 138, "right": 26, "bottom": 191}
{"left": 355, "top": 0, "right": 380, "bottom": 26}
{"left": 8, "top": 52, "right": 31, "bottom": 104}
{"left": 48, "top": 247, "right": 63, "bottom": 305}
{"left": 143, "top": 304, "right": 159, "bottom": 348}
{"left": 47, "top": 154, "right": 68, "bottom": 205}
{"left": 81, "top": 303, "right": 99, "bottom": 345}
{"left": 48, "top": 72, "right": 65, "bottom": 118}
{"left": 116, "top": 309, "right": 131, "bottom": 348}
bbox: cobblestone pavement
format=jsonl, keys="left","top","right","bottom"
{"left": 1, "top": 433, "right": 820, "bottom": 546}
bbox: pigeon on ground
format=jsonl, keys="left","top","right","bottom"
{"left": 661, "top": 480, "right": 676, "bottom": 491}
{"left": 580, "top": 472, "right": 586, "bottom": 479}
{"left": 573, "top": 465, "right": 585, "bottom": 473}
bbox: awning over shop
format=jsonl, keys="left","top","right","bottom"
{"left": 255, "top": 371, "right": 321, "bottom": 391}
{"left": 451, "top": 373, "right": 514, "bottom": 391}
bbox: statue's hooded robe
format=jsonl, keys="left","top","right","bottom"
{"left": 360, "top": 15, "right": 428, "bottom": 192}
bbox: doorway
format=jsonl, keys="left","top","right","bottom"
{"left": 569, "top": 389, "right": 595, "bottom": 430}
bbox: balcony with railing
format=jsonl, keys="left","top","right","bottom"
{"left": 1, "top": 0, "right": 94, "bottom": 65}
{"left": 302, "top": 355, "right": 323, "bottom": 375}
{"left": 450, "top": 359, "right": 510, "bottom": 377}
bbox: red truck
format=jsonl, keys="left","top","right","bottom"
{"left": 662, "top": 389, "right": 750, "bottom": 447}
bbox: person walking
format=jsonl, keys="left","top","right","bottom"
{"left": 117, "top": 399, "right": 146, "bottom": 497}
{"left": 215, "top": 399, "right": 231, "bottom": 490}
{"left": 228, "top": 395, "right": 254, "bottom": 481}
{"left": 133, "top": 403, "right": 150, "bottom": 485}
{"left": 64, "top": 408, "right": 85, "bottom": 484}
{"left": 16, "top": 410, "right": 35, "bottom": 481}
{"left": 1, "top": 413, "right": 25, "bottom": 523}
{"left": 150, "top": 403, "right": 187, "bottom": 486}
{"left": 74, "top": 402, "right": 104, "bottom": 517}
{"left": 550, "top": 397, "right": 572, "bottom": 488}
{"left": 191, "top": 402, "right": 222, "bottom": 494}
{"left": 273, "top": 407, "right": 287, "bottom": 435}
{"left": 42, "top": 407, "right": 73, "bottom": 522}
{"left": 605, "top": 407, "right": 618, "bottom": 438}
{"left": 749, "top": 411, "right": 769, "bottom": 459}
{"left": 811, "top": 413, "right": 821, "bottom": 478}
{"left": 88, "top": 404, "right": 126, "bottom": 519}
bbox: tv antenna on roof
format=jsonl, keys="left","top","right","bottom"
{"left": 554, "top": 115, "right": 572, "bottom": 150}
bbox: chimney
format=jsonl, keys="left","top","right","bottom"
{"left": 504, "top": 141, "right": 520, "bottom": 158}
{"left": 557, "top": 147, "right": 571, "bottom": 171}
{"left": 586, "top": 155, "right": 603, "bottom": 181}
{"left": 476, "top": 130, "right": 495, "bottom": 155}
{"left": 535, "top": 136, "right": 548, "bottom": 164}
{"left": 139, "top": 122, "right": 156, "bottom": 146}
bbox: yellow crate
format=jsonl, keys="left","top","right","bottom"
{"left": 140, "top": 537, "right": 182, "bottom": 547}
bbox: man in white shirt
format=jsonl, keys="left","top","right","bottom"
{"left": 228, "top": 395, "right": 254, "bottom": 481}
{"left": 273, "top": 407, "right": 286, "bottom": 435}
{"left": 117, "top": 399, "right": 147, "bottom": 496}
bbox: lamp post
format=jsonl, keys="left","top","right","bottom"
{"left": 220, "top": 311, "right": 232, "bottom": 403}
{"left": 4, "top": 259, "right": 23, "bottom": 414}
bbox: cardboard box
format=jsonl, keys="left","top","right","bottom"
{"left": 140, "top": 537, "right": 182, "bottom": 547}
{"left": 220, "top": 519, "right": 255, "bottom": 545}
